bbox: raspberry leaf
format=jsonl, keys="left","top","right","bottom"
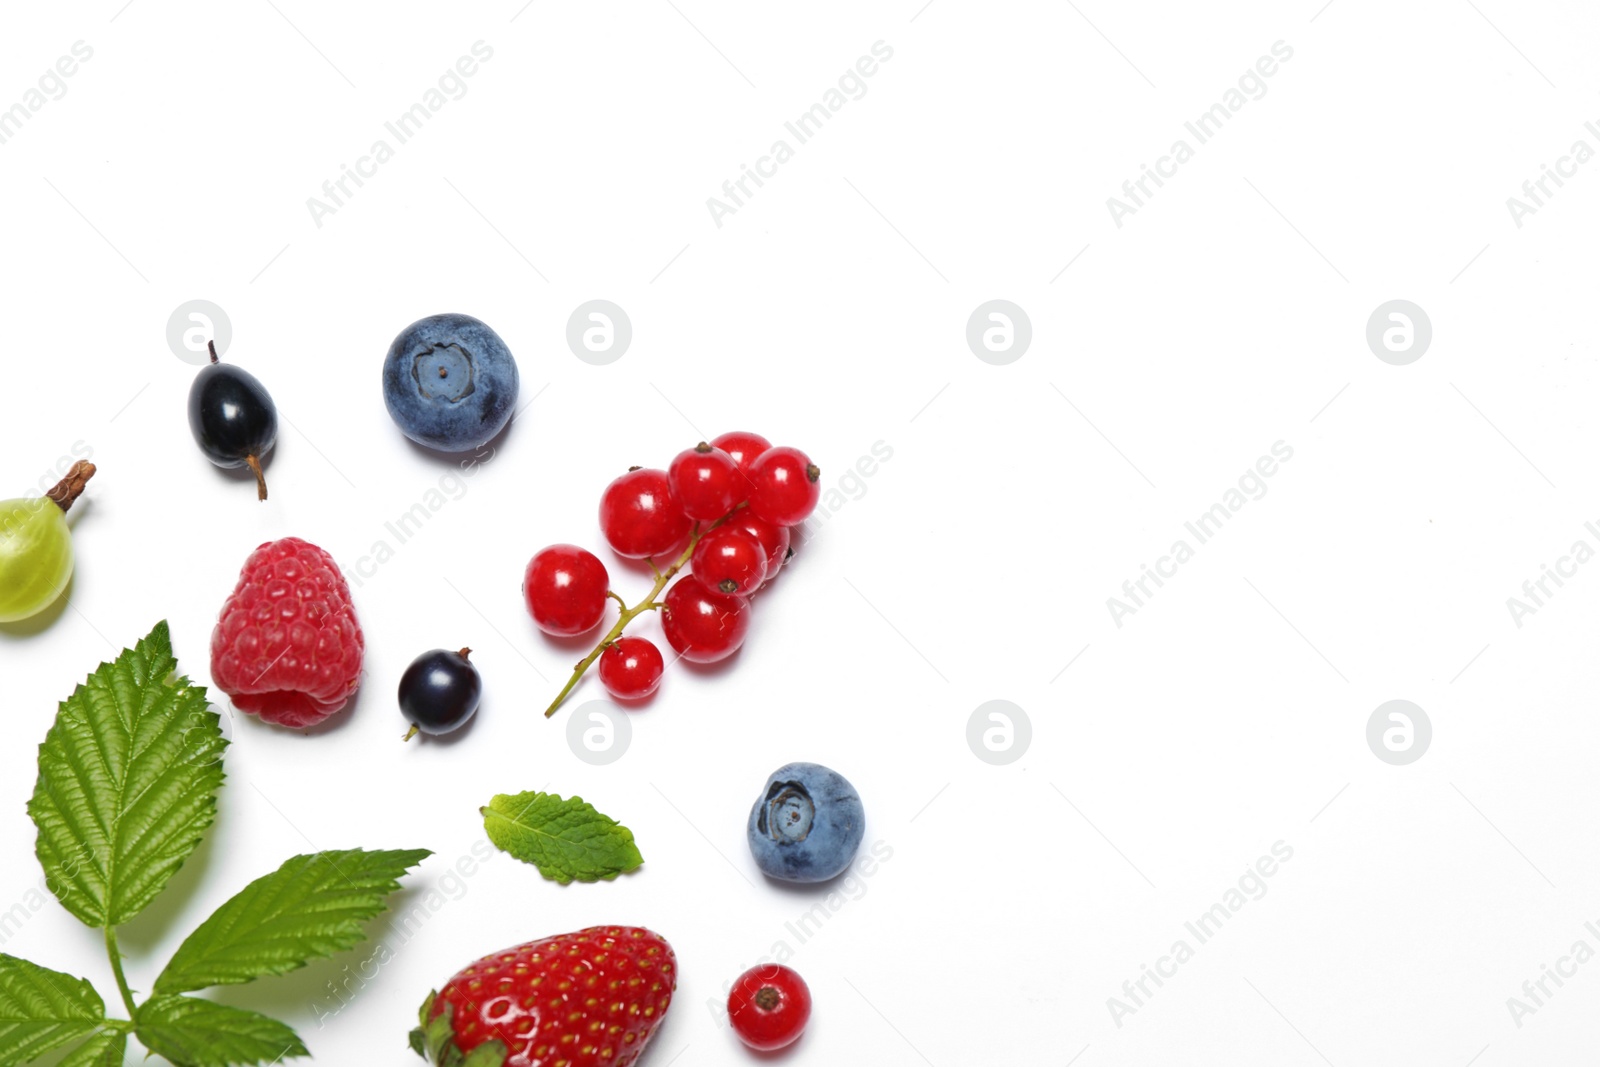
{"left": 0, "top": 954, "right": 106, "bottom": 1065}
{"left": 480, "top": 791, "right": 643, "bottom": 884}
{"left": 154, "top": 848, "right": 431, "bottom": 995}
{"left": 135, "top": 995, "right": 307, "bottom": 1065}
{"left": 28, "top": 621, "right": 226, "bottom": 928}
{"left": 55, "top": 1030, "right": 127, "bottom": 1067}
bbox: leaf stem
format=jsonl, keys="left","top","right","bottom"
{"left": 543, "top": 505, "right": 744, "bottom": 718}
{"left": 104, "top": 927, "right": 138, "bottom": 1018}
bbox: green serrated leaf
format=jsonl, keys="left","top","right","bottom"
{"left": 136, "top": 995, "right": 307, "bottom": 1066}
{"left": 481, "top": 791, "right": 643, "bottom": 884}
{"left": 0, "top": 954, "right": 106, "bottom": 1066}
{"left": 154, "top": 848, "right": 431, "bottom": 995}
{"left": 28, "top": 621, "right": 226, "bottom": 928}
{"left": 56, "top": 1029, "right": 127, "bottom": 1067}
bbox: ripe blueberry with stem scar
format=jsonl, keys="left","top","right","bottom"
{"left": 381, "top": 313, "right": 519, "bottom": 452}
{"left": 746, "top": 762, "right": 864, "bottom": 882}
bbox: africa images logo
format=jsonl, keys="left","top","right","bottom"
{"left": 305, "top": 42, "right": 494, "bottom": 228}
{"left": 1107, "top": 842, "right": 1295, "bottom": 1028}
{"left": 705, "top": 41, "right": 894, "bottom": 228}
{"left": 1105, "top": 41, "right": 1294, "bottom": 228}
{"left": 1106, "top": 442, "right": 1294, "bottom": 627}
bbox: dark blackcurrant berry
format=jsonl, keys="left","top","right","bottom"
{"left": 400, "top": 647, "right": 482, "bottom": 740}
{"left": 188, "top": 340, "right": 279, "bottom": 501}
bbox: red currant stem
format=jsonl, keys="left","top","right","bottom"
{"left": 46, "top": 461, "right": 96, "bottom": 514}
{"left": 245, "top": 454, "right": 268, "bottom": 502}
{"left": 605, "top": 590, "right": 628, "bottom": 612}
{"left": 543, "top": 540, "right": 694, "bottom": 717}
{"left": 543, "top": 504, "right": 746, "bottom": 718}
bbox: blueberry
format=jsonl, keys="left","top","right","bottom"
{"left": 382, "top": 313, "right": 519, "bottom": 452}
{"left": 188, "top": 341, "right": 278, "bottom": 500}
{"left": 399, "top": 647, "right": 482, "bottom": 740}
{"left": 746, "top": 762, "right": 864, "bottom": 883}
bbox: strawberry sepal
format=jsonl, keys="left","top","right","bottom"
{"left": 411, "top": 989, "right": 507, "bottom": 1067}
{"left": 462, "top": 1046, "right": 511, "bottom": 1067}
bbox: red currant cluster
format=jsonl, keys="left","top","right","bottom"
{"left": 523, "top": 431, "right": 821, "bottom": 715}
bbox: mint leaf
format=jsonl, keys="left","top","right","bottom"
{"left": 154, "top": 848, "right": 431, "bottom": 994}
{"left": 0, "top": 954, "right": 106, "bottom": 1066}
{"left": 28, "top": 621, "right": 226, "bottom": 928}
{"left": 57, "top": 1030, "right": 126, "bottom": 1067}
{"left": 481, "top": 791, "right": 642, "bottom": 884}
{"left": 136, "top": 995, "right": 307, "bottom": 1065}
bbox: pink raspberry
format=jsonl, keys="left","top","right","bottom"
{"left": 210, "top": 537, "right": 363, "bottom": 728}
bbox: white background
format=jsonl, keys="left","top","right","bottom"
{"left": 2, "top": 1, "right": 1599, "bottom": 1063}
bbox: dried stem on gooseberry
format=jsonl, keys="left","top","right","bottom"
{"left": 46, "top": 461, "right": 96, "bottom": 513}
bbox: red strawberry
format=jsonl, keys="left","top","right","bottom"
{"left": 209, "top": 536, "right": 363, "bottom": 728}
{"left": 411, "top": 926, "right": 676, "bottom": 1067}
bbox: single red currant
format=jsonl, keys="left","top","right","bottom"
{"left": 661, "top": 575, "right": 749, "bottom": 663}
{"left": 598, "top": 636, "right": 665, "bottom": 700}
{"left": 746, "top": 447, "right": 821, "bottom": 526}
{"left": 668, "top": 442, "right": 741, "bottom": 521}
{"left": 691, "top": 525, "right": 768, "bottom": 594}
{"left": 727, "top": 512, "right": 790, "bottom": 584}
{"left": 523, "top": 545, "right": 610, "bottom": 636}
{"left": 727, "top": 964, "right": 811, "bottom": 1051}
{"left": 599, "top": 467, "right": 692, "bottom": 559}
{"left": 710, "top": 430, "right": 772, "bottom": 476}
